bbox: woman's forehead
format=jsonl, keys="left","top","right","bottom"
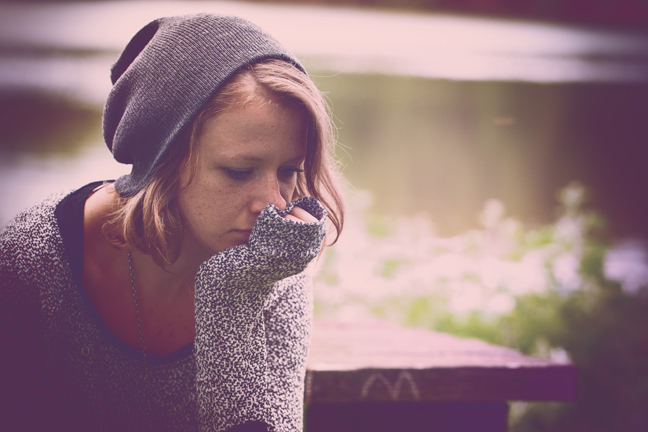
{"left": 196, "top": 98, "right": 308, "bottom": 156}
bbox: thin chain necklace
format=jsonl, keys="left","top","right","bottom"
{"left": 127, "top": 251, "right": 147, "bottom": 362}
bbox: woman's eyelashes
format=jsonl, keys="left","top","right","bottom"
{"left": 279, "top": 166, "right": 304, "bottom": 180}
{"left": 224, "top": 168, "right": 253, "bottom": 180}
{"left": 223, "top": 166, "right": 304, "bottom": 181}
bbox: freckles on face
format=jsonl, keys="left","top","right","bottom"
{"left": 176, "top": 94, "right": 309, "bottom": 258}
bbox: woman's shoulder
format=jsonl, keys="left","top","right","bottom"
{"left": 1, "top": 190, "right": 69, "bottom": 239}
{"left": 1, "top": 190, "right": 71, "bottom": 275}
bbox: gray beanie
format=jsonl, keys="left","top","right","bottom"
{"left": 103, "top": 14, "right": 305, "bottom": 197}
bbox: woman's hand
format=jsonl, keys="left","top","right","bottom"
{"left": 196, "top": 197, "right": 327, "bottom": 289}
{"left": 284, "top": 206, "right": 318, "bottom": 224}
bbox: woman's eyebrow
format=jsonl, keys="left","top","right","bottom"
{"left": 220, "top": 154, "right": 264, "bottom": 162}
{"left": 222, "top": 154, "right": 305, "bottom": 163}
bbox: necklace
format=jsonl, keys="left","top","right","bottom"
{"left": 127, "top": 251, "right": 147, "bottom": 362}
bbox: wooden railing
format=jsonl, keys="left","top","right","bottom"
{"left": 305, "top": 320, "right": 576, "bottom": 432}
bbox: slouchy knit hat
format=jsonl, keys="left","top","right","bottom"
{"left": 103, "top": 14, "right": 305, "bottom": 197}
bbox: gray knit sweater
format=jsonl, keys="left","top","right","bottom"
{"left": 0, "top": 190, "right": 326, "bottom": 432}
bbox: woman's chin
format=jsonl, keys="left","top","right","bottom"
{"left": 231, "top": 229, "right": 252, "bottom": 238}
{"left": 209, "top": 236, "right": 250, "bottom": 255}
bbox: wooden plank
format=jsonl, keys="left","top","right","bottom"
{"left": 306, "top": 320, "right": 576, "bottom": 404}
{"left": 306, "top": 401, "right": 508, "bottom": 432}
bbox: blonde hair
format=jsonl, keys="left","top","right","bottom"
{"left": 104, "top": 59, "right": 345, "bottom": 267}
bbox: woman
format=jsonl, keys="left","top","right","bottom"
{"left": 0, "top": 14, "right": 344, "bottom": 432}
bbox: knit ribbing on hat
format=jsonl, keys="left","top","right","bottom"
{"left": 103, "top": 14, "right": 305, "bottom": 197}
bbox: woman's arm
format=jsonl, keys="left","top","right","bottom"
{"left": 263, "top": 273, "right": 313, "bottom": 432}
{"left": 0, "top": 196, "right": 65, "bottom": 431}
{"left": 193, "top": 197, "right": 325, "bottom": 432}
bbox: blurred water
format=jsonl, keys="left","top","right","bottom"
{"left": 1, "top": 1, "right": 647, "bottom": 295}
{"left": 0, "top": 1, "right": 640, "bottom": 225}
{"left": 0, "top": 145, "right": 131, "bottom": 222}
{"left": 0, "top": 0, "right": 647, "bottom": 107}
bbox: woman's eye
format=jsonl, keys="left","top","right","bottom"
{"left": 224, "top": 168, "right": 252, "bottom": 180}
{"left": 279, "top": 167, "right": 304, "bottom": 179}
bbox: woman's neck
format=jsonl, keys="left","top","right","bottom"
{"left": 83, "top": 184, "right": 196, "bottom": 357}
{"left": 86, "top": 184, "right": 202, "bottom": 292}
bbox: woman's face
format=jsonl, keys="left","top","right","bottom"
{"left": 177, "top": 95, "right": 308, "bottom": 260}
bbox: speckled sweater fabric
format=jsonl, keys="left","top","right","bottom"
{"left": 0, "top": 190, "right": 326, "bottom": 432}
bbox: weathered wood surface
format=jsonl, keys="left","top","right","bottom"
{"left": 305, "top": 320, "right": 577, "bottom": 404}
{"left": 307, "top": 401, "right": 509, "bottom": 432}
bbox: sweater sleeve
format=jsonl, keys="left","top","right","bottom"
{"left": 193, "top": 197, "right": 326, "bottom": 432}
{"left": 263, "top": 273, "right": 313, "bottom": 432}
{"left": 0, "top": 195, "right": 66, "bottom": 431}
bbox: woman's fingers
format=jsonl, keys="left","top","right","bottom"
{"left": 284, "top": 206, "right": 318, "bottom": 224}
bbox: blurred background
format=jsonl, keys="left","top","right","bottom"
{"left": 1, "top": 0, "right": 648, "bottom": 430}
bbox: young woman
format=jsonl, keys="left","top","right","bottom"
{"left": 0, "top": 14, "right": 344, "bottom": 432}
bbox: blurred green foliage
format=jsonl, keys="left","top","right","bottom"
{"left": 510, "top": 283, "right": 648, "bottom": 432}
{"left": 314, "top": 183, "right": 648, "bottom": 431}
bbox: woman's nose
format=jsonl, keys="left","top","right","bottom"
{"left": 249, "top": 175, "right": 287, "bottom": 213}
